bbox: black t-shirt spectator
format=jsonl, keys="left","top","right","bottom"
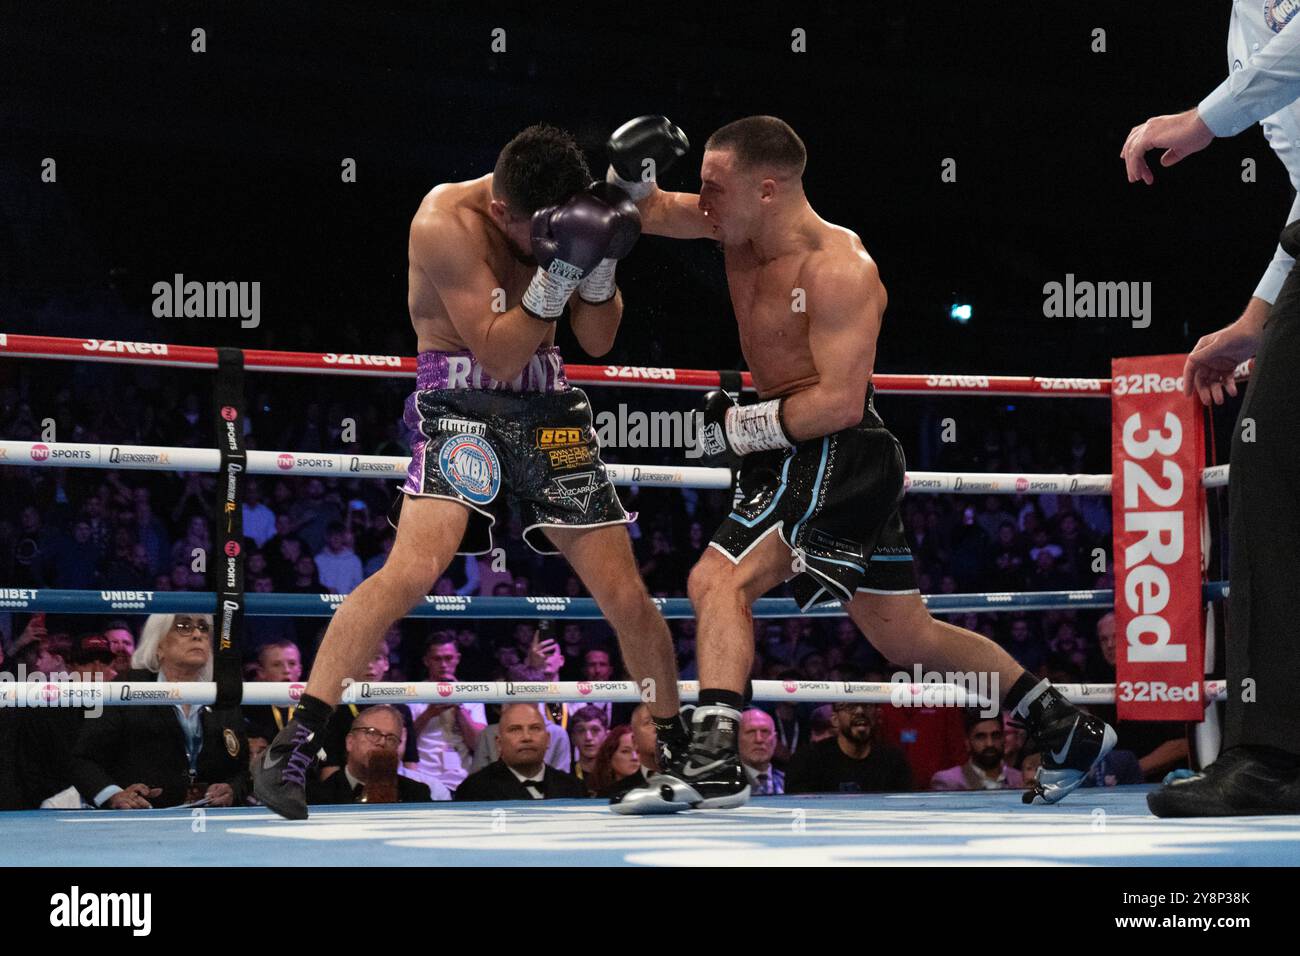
{"left": 784, "top": 737, "right": 913, "bottom": 794}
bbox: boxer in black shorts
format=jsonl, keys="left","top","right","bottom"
{"left": 398, "top": 347, "right": 629, "bottom": 554}
{"left": 711, "top": 384, "right": 917, "bottom": 611}
{"left": 603, "top": 114, "right": 1116, "bottom": 812}
{"left": 254, "top": 125, "right": 689, "bottom": 819}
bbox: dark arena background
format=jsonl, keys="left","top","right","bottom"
{"left": 0, "top": 0, "right": 1292, "bottom": 927}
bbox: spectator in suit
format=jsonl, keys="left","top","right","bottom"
{"left": 930, "top": 712, "right": 1026, "bottom": 791}
{"left": 70, "top": 613, "right": 249, "bottom": 809}
{"left": 740, "top": 709, "right": 784, "bottom": 796}
{"left": 785, "top": 703, "right": 912, "bottom": 794}
{"left": 472, "top": 661, "right": 573, "bottom": 773}
{"left": 454, "top": 704, "right": 586, "bottom": 801}
{"left": 589, "top": 724, "right": 647, "bottom": 798}
{"left": 307, "top": 705, "right": 442, "bottom": 804}
{"left": 569, "top": 705, "right": 609, "bottom": 792}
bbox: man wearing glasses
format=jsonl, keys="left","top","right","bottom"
{"left": 307, "top": 705, "right": 443, "bottom": 805}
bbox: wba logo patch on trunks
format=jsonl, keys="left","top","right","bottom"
{"left": 437, "top": 434, "right": 501, "bottom": 505}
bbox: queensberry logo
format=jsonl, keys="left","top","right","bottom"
{"left": 119, "top": 685, "right": 180, "bottom": 701}
{"left": 349, "top": 457, "right": 397, "bottom": 473}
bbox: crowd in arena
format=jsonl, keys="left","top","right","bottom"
{"left": 0, "top": 364, "right": 1190, "bottom": 809}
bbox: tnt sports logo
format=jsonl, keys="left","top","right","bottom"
{"left": 277, "top": 453, "right": 295, "bottom": 470}
{"left": 224, "top": 540, "right": 240, "bottom": 557}
{"left": 221, "top": 406, "right": 238, "bottom": 422}
{"left": 902, "top": 474, "right": 911, "bottom": 491}
{"left": 436, "top": 682, "right": 454, "bottom": 698}
{"left": 1267, "top": 0, "right": 1300, "bottom": 32}
{"left": 30, "top": 444, "right": 50, "bottom": 461}
{"left": 438, "top": 435, "right": 501, "bottom": 505}
{"left": 288, "top": 683, "right": 304, "bottom": 701}
{"left": 783, "top": 680, "right": 798, "bottom": 694}
{"left": 577, "top": 681, "right": 593, "bottom": 696}
{"left": 1015, "top": 477, "right": 1029, "bottom": 493}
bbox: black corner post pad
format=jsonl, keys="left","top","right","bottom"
{"left": 211, "top": 347, "right": 248, "bottom": 708}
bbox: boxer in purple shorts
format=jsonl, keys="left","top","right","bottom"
{"left": 254, "top": 124, "right": 690, "bottom": 819}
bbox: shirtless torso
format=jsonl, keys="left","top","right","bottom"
{"left": 722, "top": 220, "right": 882, "bottom": 400}
{"left": 407, "top": 175, "right": 555, "bottom": 355}
{"left": 640, "top": 176, "right": 883, "bottom": 439}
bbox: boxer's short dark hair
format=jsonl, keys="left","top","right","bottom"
{"left": 494, "top": 124, "right": 592, "bottom": 214}
{"left": 705, "top": 115, "right": 806, "bottom": 177}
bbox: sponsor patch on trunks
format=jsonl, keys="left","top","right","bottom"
{"left": 437, "top": 434, "right": 501, "bottom": 505}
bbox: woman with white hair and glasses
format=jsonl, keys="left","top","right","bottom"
{"left": 70, "top": 613, "right": 250, "bottom": 809}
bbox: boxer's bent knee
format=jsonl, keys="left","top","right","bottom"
{"left": 688, "top": 550, "right": 745, "bottom": 605}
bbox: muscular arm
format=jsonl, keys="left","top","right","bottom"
{"left": 779, "top": 256, "right": 884, "bottom": 440}
{"left": 568, "top": 293, "right": 623, "bottom": 357}
{"left": 411, "top": 213, "right": 551, "bottom": 382}
{"left": 636, "top": 187, "right": 714, "bottom": 240}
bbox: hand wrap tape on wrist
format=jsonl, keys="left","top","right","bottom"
{"left": 725, "top": 398, "right": 793, "bottom": 455}
{"left": 578, "top": 258, "right": 618, "bottom": 304}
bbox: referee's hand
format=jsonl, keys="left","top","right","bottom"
{"left": 1182, "top": 317, "right": 1261, "bottom": 406}
{"left": 1122, "top": 108, "right": 1215, "bottom": 184}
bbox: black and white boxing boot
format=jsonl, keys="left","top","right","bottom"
{"left": 1014, "top": 680, "right": 1117, "bottom": 805}
{"left": 610, "top": 704, "right": 750, "bottom": 814}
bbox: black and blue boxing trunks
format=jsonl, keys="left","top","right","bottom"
{"left": 709, "top": 386, "right": 919, "bottom": 610}
{"left": 398, "top": 346, "right": 630, "bottom": 554}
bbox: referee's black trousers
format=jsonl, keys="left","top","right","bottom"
{"left": 1224, "top": 220, "right": 1300, "bottom": 755}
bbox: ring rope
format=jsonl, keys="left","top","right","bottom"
{"left": 0, "top": 584, "right": 1229, "bottom": 617}
{"left": 0, "top": 678, "right": 1230, "bottom": 708}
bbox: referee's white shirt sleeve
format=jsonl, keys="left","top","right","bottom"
{"left": 1200, "top": 12, "right": 1300, "bottom": 137}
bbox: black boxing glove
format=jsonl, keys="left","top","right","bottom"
{"left": 578, "top": 181, "right": 642, "bottom": 305}
{"left": 696, "top": 390, "right": 793, "bottom": 467}
{"left": 606, "top": 115, "right": 690, "bottom": 201}
{"left": 523, "top": 191, "right": 628, "bottom": 321}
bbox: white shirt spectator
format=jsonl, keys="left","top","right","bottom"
{"left": 405, "top": 702, "right": 487, "bottom": 792}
